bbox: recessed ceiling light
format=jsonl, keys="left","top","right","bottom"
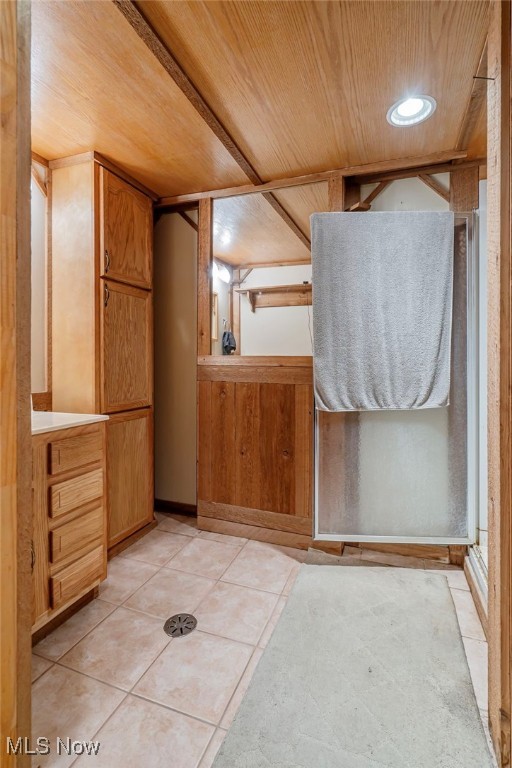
{"left": 387, "top": 95, "right": 436, "bottom": 127}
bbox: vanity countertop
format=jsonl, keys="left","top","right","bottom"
{"left": 31, "top": 411, "right": 109, "bottom": 436}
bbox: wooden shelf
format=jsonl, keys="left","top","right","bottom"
{"left": 236, "top": 283, "right": 312, "bottom": 312}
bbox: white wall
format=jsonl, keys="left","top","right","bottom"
{"left": 361, "top": 173, "right": 450, "bottom": 212}
{"left": 31, "top": 178, "right": 47, "bottom": 393}
{"left": 154, "top": 213, "right": 197, "bottom": 505}
{"left": 240, "top": 265, "right": 313, "bottom": 355}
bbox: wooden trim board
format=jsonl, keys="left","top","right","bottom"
{"left": 197, "top": 515, "right": 312, "bottom": 550}
{"left": 157, "top": 151, "right": 471, "bottom": 206}
{"left": 1, "top": 2, "right": 32, "bottom": 762}
{"left": 487, "top": 2, "right": 512, "bottom": 764}
{"left": 199, "top": 500, "right": 312, "bottom": 536}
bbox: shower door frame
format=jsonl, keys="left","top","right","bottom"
{"left": 313, "top": 212, "right": 479, "bottom": 545}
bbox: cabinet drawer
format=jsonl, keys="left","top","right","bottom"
{"left": 50, "top": 545, "right": 104, "bottom": 610}
{"left": 50, "top": 506, "right": 104, "bottom": 564}
{"left": 49, "top": 431, "right": 103, "bottom": 475}
{"left": 50, "top": 469, "right": 103, "bottom": 519}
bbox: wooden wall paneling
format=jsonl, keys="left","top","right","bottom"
{"left": 197, "top": 362, "right": 314, "bottom": 542}
{"left": 1, "top": 0, "right": 32, "bottom": 761}
{"left": 487, "top": 1, "right": 512, "bottom": 764}
{"left": 198, "top": 198, "right": 213, "bottom": 355}
{"left": 234, "top": 382, "right": 260, "bottom": 510}
{"left": 198, "top": 364, "right": 312, "bottom": 385}
{"left": 210, "top": 381, "right": 236, "bottom": 505}
{"left": 198, "top": 356, "right": 313, "bottom": 367}
{"left": 197, "top": 380, "right": 212, "bottom": 502}
{"left": 294, "top": 384, "right": 313, "bottom": 520}
{"left": 259, "top": 383, "right": 295, "bottom": 516}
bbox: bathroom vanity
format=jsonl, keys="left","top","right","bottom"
{"left": 31, "top": 412, "right": 108, "bottom": 632}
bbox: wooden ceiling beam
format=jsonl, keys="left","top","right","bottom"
{"left": 356, "top": 158, "right": 481, "bottom": 185}
{"left": 113, "top": 0, "right": 310, "bottom": 247}
{"left": 362, "top": 181, "right": 390, "bottom": 206}
{"left": 156, "top": 150, "right": 472, "bottom": 206}
{"left": 418, "top": 174, "right": 450, "bottom": 202}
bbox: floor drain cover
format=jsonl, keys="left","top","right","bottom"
{"left": 164, "top": 613, "right": 197, "bottom": 638}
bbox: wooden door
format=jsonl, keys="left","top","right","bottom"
{"left": 100, "top": 167, "right": 152, "bottom": 289}
{"left": 106, "top": 408, "right": 154, "bottom": 547}
{"left": 101, "top": 280, "right": 153, "bottom": 412}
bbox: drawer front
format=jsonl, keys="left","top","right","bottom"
{"left": 49, "top": 431, "right": 103, "bottom": 475}
{"left": 50, "top": 545, "right": 104, "bottom": 610}
{"left": 50, "top": 469, "right": 103, "bottom": 519}
{"left": 50, "top": 506, "right": 104, "bottom": 565}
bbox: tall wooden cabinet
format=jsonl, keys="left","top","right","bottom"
{"left": 51, "top": 155, "right": 155, "bottom": 549}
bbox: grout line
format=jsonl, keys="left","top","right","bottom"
{"left": 217, "top": 644, "right": 262, "bottom": 730}
{"left": 32, "top": 602, "right": 118, "bottom": 664}
{"left": 67, "top": 691, "right": 130, "bottom": 768}
{"left": 129, "top": 689, "right": 221, "bottom": 729}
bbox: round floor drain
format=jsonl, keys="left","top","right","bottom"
{"left": 164, "top": 613, "right": 197, "bottom": 638}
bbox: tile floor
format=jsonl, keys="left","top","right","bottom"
{"left": 31, "top": 513, "right": 495, "bottom": 767}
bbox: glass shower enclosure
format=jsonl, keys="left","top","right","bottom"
{"left": 314, "top": 214, "right": 478, "bottom": 544}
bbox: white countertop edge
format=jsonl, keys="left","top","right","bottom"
{"left": 31, "top": 411, "right": 109, "bottom": 436}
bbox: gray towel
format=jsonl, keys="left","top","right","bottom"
{"left": 310, "top": 211, "right": 454, "bottom": 411}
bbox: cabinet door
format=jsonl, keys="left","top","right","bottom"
{"left": 106, "top": 409, "right": 154, "bottom": 548}
{"left": 100, "top": 167, "right": 152, "bottom": 289}
{"left": 101, "top": 280, "right": 153, "bottom": 413}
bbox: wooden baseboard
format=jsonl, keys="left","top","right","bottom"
{"left": 107, "top": 518, "right": 158, "bottom": 559}
{"left": 464, "top": 556, "right": 488, "bottom": 640}
{"left": 197, "top": 515, "right": 312, "bottom": 550}
{"left": 198, "top": 500, "right": 312, "bottom": 536}
{"left": 355, "top": 542, "right": 450, "bottom": 563}
{"left": 154, "top": 498, "right": 197, "bottom": 516}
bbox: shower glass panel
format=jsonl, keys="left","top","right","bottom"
{"left": 314, "top": 215, "right": 477, "bottom": 544}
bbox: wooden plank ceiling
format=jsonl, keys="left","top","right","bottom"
{"left": 32, "top": 0, "right": 488, "bottom": 197}
{"left": 31, "top": 1, "right": 249, "bottom": 196}
{"left": 32, "top": 1, "right": 488, "bottom": 264}
{"left": 213, "top": 184, "right": 327, "bottom": 267}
